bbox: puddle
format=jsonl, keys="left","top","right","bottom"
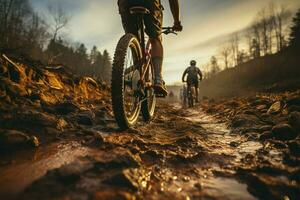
{"left": 184, "top": 107, "right": 265, "bottom": 159}
{"left": 202, "top": 177, "right": 257, "bottom": 200}
{"left": 0, "top": 141, "right": 90, "bottom": 199}
{"left": 180, "top": 107, "right": 261, "bottom": 200}
{"left": 185, "top": 108, "right": 229, "bottom": 134}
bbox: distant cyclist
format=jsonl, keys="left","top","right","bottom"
{"left": 182, "top": 60, "right": 203, "bottom": 103}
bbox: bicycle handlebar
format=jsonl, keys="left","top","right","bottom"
{"left": 162, "top": 27, "right": 177, "bottom": 35}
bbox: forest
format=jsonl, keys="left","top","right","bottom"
{"left": 0, "top": 0, "right": 112, "bottom": 82}
{"left": 202, "top": 3, "right": 296, "bottom": 75}
{"left": 200, "top": 5, "right": 300, "bottom": 98}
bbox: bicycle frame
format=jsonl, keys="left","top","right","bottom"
{"left": 135, "top": 15, "right": 153, "bottom": 90}
{"left": 134, "top": 14, "right": 176, "bottom": 93}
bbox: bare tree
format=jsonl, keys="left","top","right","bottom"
{"left": 0, "top": 0, "right": 14, "bottom": 46}
{"left": 237, "top": 50, "right": 247, "bottom": 65}
{"left": 210, "top": 56, "right": 220, "bottom": 75}
{"left": 230, "top": 33, "right": 239, "bottom": 66}
{"left": 251, "top": 38, "right": 260, "bottom": 59}
{"left": 48, "top": 4, "right": 69, "bottom": 41}
{"left": 220, "top": 45, "right": 231, "bottom": 69}
{"left": 258, "top": 8, "right": 269, "bottom": 55}
{"left": 0, "top": 0, "right": 34, "bottom": 49}
{"left": 245, "top": 28, "right": 253, "bottom": 56}
{"left": 269, "top": 3, "right": 290, "bottom": 52}
{"left": 249, "top": 21, "right": 262, "bottom": 58}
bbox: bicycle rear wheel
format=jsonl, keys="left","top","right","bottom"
{"left": 188, "top": 88, "right": 194, "bottom": 108}
{"left": 111, "top": 34, "right": 143, "bottom": 129}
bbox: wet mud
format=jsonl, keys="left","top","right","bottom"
{"left": 0, "top": 103, "right": 264, "bottom": 200}
{"left": 1, "top": 54, "right": 299, "bottom": 199}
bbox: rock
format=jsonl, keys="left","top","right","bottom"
{"left": 57, "top": 118, "right": 68, "bottom": 131}
{"left": 0, "top": 65, "right": 8, "bottom": 75}
{"left": 55, "top": 161, "right": 93, "bottom": 184}
{"left": 282, "top": 108, "right": 289, "bottom": 115}
{"left": 286, "top": 96, "right": 300, "bottom": 106}
{"left": 194, "top": 183, "right": 202, "bottom": 190}
{"left": 288, "top": 105, "right": 300, "bottom": 113}
{"left": 0, "top": 130, "right": 39, "bottom": 149}
{"left": 5, "top": 82, "right": 28, "bottom": 98}
{"left": 77, "top": 111, "right": 95, "bottom": 126}
{"left": 85, "top": 132, "right": 105, "bottom": 147}
{"left": 257, "top": 105, "right": 267, "bottom": 110}
{"left": 272, "top": 140, "right": 288, "bottom": 149}
{"left": 45, "top": 127, "right": 61, "bottom": 135}
{"left": 261, "top": 109, "right": 268, "bottom": 113}
{"left": 259, "top": 131, "right": 272, "bottom": 140}
{"left": 176, "top": 136, "right": 197, "bottom": 147}
{"left": 291, "top": 169, "right": 300, "bottom": 183}
{"left": 257, "top": 125, "right": 273, "bottom": 133}
{"left": 243, "top": 109, "right": 258, "bottom": 115}
{"left": 268, "top": 101, "right": 282, "bottom": 114}
{"left": 103, "top": 170, "right": 138, "bottom": 191}
{"left": 39, "top": 92, "right": 58, "bottom": 105}
{"left": 31, "top": 136, "right": 40, "bottom": 147}
{"left": 289, "top": 112, "right": 300, "bottom": 131}
{"left": 54, "top": 102, "right": 79, "bottom": 115}
{"left": 261, "top": 113, "right": 271, "bottom": 118}
{"left": 251, "top": 99, "right": 270, "bottom": 106}
{"left": 231, "top": 114, "right": 263, "bottom": 128}
{"left": 271, "top": 124, "right": 297, "bottom": 141}
{"left": 140, "top": 150, "right": 163, "bottom": 165}
{"left": 288, "top": 140, "right": 300, "bottom": 156}
{"left": 19, "top": 111, "right": 57, "bottom": 127}
{"left": 230, "top": 141, "right": 239, "bottom": 147}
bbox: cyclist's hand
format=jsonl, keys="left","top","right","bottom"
{"left": 173, "top": 21, "right": 183, "bottom": 32}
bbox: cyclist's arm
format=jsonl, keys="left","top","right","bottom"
{"left": 182, "top": 68, "right": 188, "bottom": 82}
{"left": 168, "top": 0, "right": 181, "bottom": 28}
{"left": 198, "top": 69, "right": 203, "bottom": 81}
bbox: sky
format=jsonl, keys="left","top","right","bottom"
{"left": 31, "top": 0, "right": 300, "bottom": 84}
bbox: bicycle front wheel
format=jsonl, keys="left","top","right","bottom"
{"left": 141, "top": 60, "right": 156, "bottom": 122}
{"left": 111, "top": 34, "right": 143, "bottom": 129}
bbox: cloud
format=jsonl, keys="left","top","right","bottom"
{"left": 31, "top": 0, "right": 300, "bottom": 84}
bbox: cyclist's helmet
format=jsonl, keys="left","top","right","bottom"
{"left": 190, "top": 60, "right": 196, "bottom": 66}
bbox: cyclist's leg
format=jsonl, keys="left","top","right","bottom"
{"left": 143, "top": 0, "right": 167, "bottom": 96}
{"left": 194, "top": 79, "right": 199, "bottom": 103}
{"left": 118, "top": 0, "right": 139, "bottom": 36}
{"left": 187, "top": 82, "right": 192, "bottom": 97}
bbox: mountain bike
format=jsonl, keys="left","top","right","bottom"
{"left": 111, "top": 6, "right": 176, "bottom": 130}
{"left": 183, "top": 81, "right": 196, "bottom": 108}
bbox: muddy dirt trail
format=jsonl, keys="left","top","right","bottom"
{"left": 1, "top": 103, "right": 274, "bottom": 200}
{"left": 1, "top": 53, "right": 299, "bottom": 200}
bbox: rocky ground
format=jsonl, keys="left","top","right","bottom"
{"left": 201, "top": 91, "right": 300, "bottom": 200}
{"left": 0, "top": 54, "right": 300, "bottom": 200}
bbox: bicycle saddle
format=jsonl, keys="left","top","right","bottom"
{"left": 130, "top": 6, "right": 150, "bottom": 15}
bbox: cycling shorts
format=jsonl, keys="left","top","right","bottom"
{"left": 118, "top": 0, "right": 163, "bottom": 38}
